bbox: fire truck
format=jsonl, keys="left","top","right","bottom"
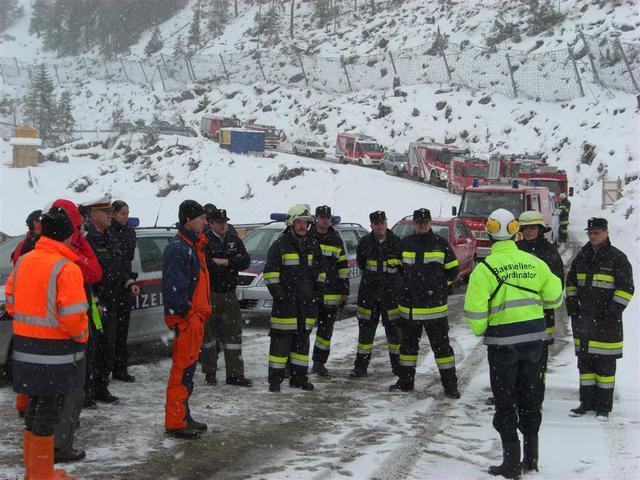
{"left": 243, "top": 120, "right": 286, "bottom": 149}
{"left": 488, "top": 154, "right": 569, "bottom": 202}
{"left": 408, "top": 142, "right": 470, "bottom": 186}
{"left": 455, "top": 180, "right": 560, "bottom": 258}
{"left": 200, "top": 115, "right": 241, "bottom": 139}
{"left": 447, "top": 157, "right": 489, "bottom": 193}
{"left": 335, "top": 133, "right": 384, "bottom": 167}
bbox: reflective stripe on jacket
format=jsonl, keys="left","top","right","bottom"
{"left": 308, "top": 224, "right": 349, "bottom": 306}
{"left": 464, "top": 240, "right": 563, "bottom": 346}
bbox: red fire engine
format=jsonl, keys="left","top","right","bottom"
{"left": 200, "top": 115, "right": 241, "bottom": 139}
{"left": 455, "top": 180, "right": 560, "bottom": 258}
{"left": 408, "top": 142, "right": 470, "bottom": 186}
{"left": 243, "top": 120, "right": 286, "bottom": 149}
{"left": 335, "top": 133, "right": 384, "bottom": 167}
{"left": 447, "top": 157, "right": 489, "bottom": 194}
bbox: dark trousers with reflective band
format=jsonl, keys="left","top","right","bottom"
{"left": 90, "top": 295, "right": 120, "bottom": 393}
{"left": 200, "top": 290, "right": 245, "bottom": 379}
{"left": 488, "top": 342, "right": 543, "bottom": 443}
{"left": 268, "top": 331, "right": 310, "bottom": 385}
{"left": 353, "top": 301, "right": 400, "bottom": 372}
{"left": 112, "top": 292, "right": 133, "bottom": 375}
{"left": 54, "top": 357, "right": 86, "bottom": 451}
{"left": 25, "top": 395, "right": 65, "bottom": 437}
{"left": 398, "top": 317, "right": 457, "bottom": 389}
{"left": 537, "top": 342, "right": 550, "bottom": 405}
{"left": 577, "top": 353, "right": 616, "bottom": 413}
{"left": 312, "top": 305, "right": 338, "bottom": 365}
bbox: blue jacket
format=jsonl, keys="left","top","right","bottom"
{"left": 162, "top": 224, "right": 204, "bottom": 318}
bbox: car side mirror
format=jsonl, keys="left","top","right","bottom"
{"left": 568, "top": 187, "right": 574, "bottom": 197}
{"left": 452, "top": 206, "right": 457, "bottom": 216}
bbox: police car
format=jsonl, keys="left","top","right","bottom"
{"left": 237, "top": 215, "right": 368, "bottom": 316}
{"left": 0, "top": 225, "right": 176, "bottom": 381}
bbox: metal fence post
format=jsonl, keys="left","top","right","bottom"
{"left": 219, "top": 53, "right": 230, "bottom": 81}
{"left": 81, "top": 57, "right": 91, "bottom": 77}
{"left": 579, "top": 32, "right": 600, "bottom": 85}
{"left": 118, "top": 59, "right": 130, "bottom": 82}
{"left": 0, "top": 62, "right": 6, "bottom": 85}
{"left": 615, "top": 39, "right": 639, "bottom": 93}
{"left": 388, "top": 51, "right": 400, "bottom": 86}
{"left": 102, "top": 58, "right": 111, "bottom": 80}
{"left": 52, "top": 64, "right": 62, "bottom": 87}
{"left": 568, "top": 45, "right": 585, "bottom": 97}
{"left": 296, "top": 53, "right": 308, "bottom": 86}
{"left": 438, "top": 34, "right": 452, "bottom": 81}
{"left": 340, "top": 55, "right": 353, "bottom": 92}
{"left": 183, "top": 56, "right": 194, "bottom": 81}
{"left": 505, "top": 53, "right": 518, "bottom": 98}
{"left": 188, "top": 57, "right": 197, "bottom": 81}
{"left": 139, "top": 62, "right": 149, "bottom": 84}
{"left": 13, "top": 57, "right": 20, "bottom": 76}
{"left": 256, "top": 52, "right": 267, "bottom": 81}
{"left": 157, "top": 66, "right": 167, "bottom": 91}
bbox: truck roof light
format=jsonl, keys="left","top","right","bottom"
{"left": 472, "top": 178, "right": 480, "bottom": 187}
{"left": 532, "top": 179, "right": 541, "bottom": 187}
{"left": 512, "top": 180, "right": 519, "bottom": 188}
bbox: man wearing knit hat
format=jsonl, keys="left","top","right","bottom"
{"left": 162, "top": 200, "right": 212, "bottom": 438}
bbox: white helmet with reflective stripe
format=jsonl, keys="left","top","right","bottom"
{"left": 486, "top": 208, "right": 519, "bottom": 240}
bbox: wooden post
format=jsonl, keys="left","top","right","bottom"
{"left": 139, "top": 62, "right": 149, "bottom": 84}
{"left": 119, "top": 59, "right": 130, "bottom": 81}
{"left": 505, "top": 53, "right": 518, "bottom": 98}
{"left": 14, "top": 57, "right": 20, "bottom": 76}
{"left": 568, "top": 45, "right": 585, "bottom": 97}
{"left": 160, "top": 53, "right": 172, "bottom": 79}
{"left": 296, "top": 53, "right": 308, "bottom": 86}
{"left": 184, "top": 56, "right": 194, "bottom": 81}
{"left": 103, "top": 58, "right": 111, "bottom": 80}
{"left": 188, "top": 56, "right": 197, "bottom": 81}
{"left": 438, "top": 33, "right": 452, "bottom": 81}
{"left": 52, "top": 64, "right": 62, "bottom": 87}
{"left": 340, "top": 55, "right": 353, "bottom": 92}
{"left": 615, "top": 39, "right": 639, "bottom": 93}
{"left": 219, "top": 53, "right": 230, "bottom": 81}
{"left": 0, "top": 62, "right": 6, "bottom": 84}
{"left": 388, "top": 51, "right": 400, "bottom": 86}
{"left": 579, "top": 31, "right": 600, "bottom": 85}
{"left": 157, "top": 66, "right": 167, "bottom": 91}
{"left": 81, "top": 57, "right": 91, "bottom": 77}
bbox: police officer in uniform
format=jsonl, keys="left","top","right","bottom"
{"left": 566, "top": 217, "right": 634, "bottom": 421}
{"left": 200, "top": 208, "right": 252, "bottom": 387}
{"left": 349, "top": 210, "right": 402, "bottom": 378}
{"left": 264, "top": 204, "right": 325, "bottom": 392}
{"left": 389, "top": 208, "right": 460, "bottom": 397}
{"left": 517, "top": 210, "right": 564, "bottom": 404}
{"left": 464, "top": 208, "right": 563, "bottom": 478}
{"left": 309, "top": 205, "right": 350, "bottom": 377}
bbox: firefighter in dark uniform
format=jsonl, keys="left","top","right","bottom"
{"left": 566, "top": 217, "right": 634, "bottom": 420}
{"left": 264, "top": 204, "right": 325, "bottom": 392}
{"left": 464, "top": 208, "right": 563, "bottom": 478}
{"left": 389, "top": 208, "right": 460, "bottom": 397}
{"left": 309, "top": 205, "right": 350, "bottom": 377}
{"left": 558, "top": 193, "right": 571, "bottom": 242}
{"left": 349, "top": 210, "right": 402, "bottom": 378}
{"left": 516, "top": 210, "right": 564, "bottom": 405}
{"left": 200, "top": 208, "right": 252, "bottom": 387}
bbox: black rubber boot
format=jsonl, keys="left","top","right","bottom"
{"left": 522, "top": 436, "right": 538, "bottom": 472}
{"left": 488, "top": 441, "right": 521, "bottom": 479}
{"left": 289, "top": 379, "right": 315, "bottom": 391}
{"left": 388, "top": 379, "right": 414, "bottom": 392}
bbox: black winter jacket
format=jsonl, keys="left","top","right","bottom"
{"left": 109, "top": 219, "right": 137, "bottom": 280}
{"left": 399, "top": 230, "right": 458, "bottom": 321}
{"left": 204, "top": 227, "right": 251, "bottom": 292}
{"left": 264, "top": 228, "right": 325, "bottom": 333}
{"left": 308, "top": 224, "right": 349, "bottom": 306}
{"left": 356, "top": 230, "right": 403, "bottom": 319}
{"left": 566, "top": 239, "right": 634, "bottom": 358}
{"left": 517, "top": 235, "right": 564, "bottom": 342}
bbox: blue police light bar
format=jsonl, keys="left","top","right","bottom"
{"left": 128, "top": 217, "right": 140, "bottom": 228}
{"left": 332, "top": 215, "right": 341, "bottom": 225}
{"left": 472, "top": 178, "right": 480, "bottom": 187}
{"left": 532, "top": 179, "right": 541, "bottom": 187}
{"left": 270, "top": 213, "right": 287, "bottom": 222}
{"left": 512, "top": 180, "right": 519, "bottom": 188}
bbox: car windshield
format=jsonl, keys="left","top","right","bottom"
{"left": 358, "top": 142, "right": 382, "bottom": 152}
{"left": 534, "top": 179, "right": 563, "bottom": 194}
{"left": 0, "top": 235, "right": 25, "bottom": 286}
{"left": 243, "top": 227, "right": 283, "bottom": 259}
{"left": 307, "top": 141, "right": 321, "bottom": 147}
{"left": 394, "top": 154, "right": 408, "bottom": 163}
{"left": 462, "top": 165, "right": 488, "bottom": 178}
{"left": 459, "top": 191, "right": 525, "bottom": 218}
{"left": 392, "top": 222, "right": 450, "bottom": 242}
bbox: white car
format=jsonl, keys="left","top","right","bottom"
{"left": 292, "top": 139, "right": 326, "bottom": 158}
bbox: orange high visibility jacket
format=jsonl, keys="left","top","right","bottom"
{"left": 5, "top": 236, "right": 89, "bottom": 395}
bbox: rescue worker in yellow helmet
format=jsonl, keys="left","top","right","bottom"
{"left": 464, "top": 208, "right": 563, "bottom": 478}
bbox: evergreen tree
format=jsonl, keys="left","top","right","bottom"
{"left": 187, "top": 8, "right": 201, "bottom": 49}
{"left": 29, "top": 0, "right": 50, "bottom": 35}
{"left": 173, "top": 34, "right": 186, "bottom": 58}
{"left": 24, "top": 64, "right": 58, "bottom": 142}
{"left": 0, "top": 0, "right": 23, "bottom": 31}
{"left": 206, "top": 0, "right": 230, "bottom": 37}
{"left": 145, "top": 27, "right": 164, "bottom": 56}
{"left": 56, "top": 90, "right": 76, "bottom": 144}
